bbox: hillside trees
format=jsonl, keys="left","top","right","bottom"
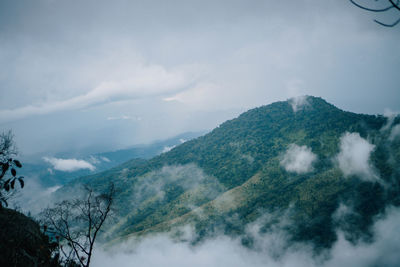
{"left": 0, "top": 131, "right": 24, "bottom": 207}
{"left": 41, "top": 183, "right": 115, "bottom": 267}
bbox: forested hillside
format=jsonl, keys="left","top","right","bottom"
{"left": 60, "top": 96, "right": 400, "bottom": 249}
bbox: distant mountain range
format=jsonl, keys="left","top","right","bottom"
{"left": 21, "top": 132, "right": 204, "bottom": 187}
{"left": 59, "top": 96, "right": 400, "bottom": 249}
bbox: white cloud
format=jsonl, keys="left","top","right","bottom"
{"left": 43, "top": 157, "right": 96, "bottom": 172}
{"left": 0, "top": 64, "right": 194, "bottom": 123}
{"left": 280, "top": 144, "right": 317, "bottom": 174}
{"left": 336, "top": 132, "right": 377, "bottom": 181}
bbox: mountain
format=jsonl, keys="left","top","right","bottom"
{"left": 60, "top": 96, "right": 400, "bottom": 249}
{"left": 21, "top": 132, "right": 203, "bottom": 187}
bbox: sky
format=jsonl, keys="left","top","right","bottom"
{"left": 0, "top": 0, "right": 399, "bottom": 157}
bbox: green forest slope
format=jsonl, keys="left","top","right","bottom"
{"left": 60, "top": 96, "right": 400, "bottom": 248}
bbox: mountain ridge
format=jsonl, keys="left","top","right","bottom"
{"left": 59, "top": 96, "right": 400, "bottom": 249}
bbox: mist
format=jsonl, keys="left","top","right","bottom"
{"left": 280, "top": 144, "right": 317, "bottom": 174}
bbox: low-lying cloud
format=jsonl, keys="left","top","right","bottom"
{"left": 9, "top": 177, "right": 60, "bottom": 215}
{"left": 336, "top": 132, "right": 376, "bottom": 181}
{"left": 43, "top": 156, "right": 96, "bottom": 172}
{"left": 280, "top": 144, "right": 317, "bottom": 174}
{"left": 92, "top": 206, "right": 400, "bottom": 267}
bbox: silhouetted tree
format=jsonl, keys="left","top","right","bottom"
{"left": 41, "top": 183, "right": 115, "bottom": 267}
{"left": 0, "top": 131, "right": 24, "bottom": 207}
{"left": 350, "top": 0, "right": 400, "bottom": 27}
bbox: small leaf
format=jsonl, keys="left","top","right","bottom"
{"left": 11, "top": 168, "right": 16, "bottom": 177}
{"left": 5, "top": 184, "right": 10, "bottom": 191}
{"left": 11, "top": 179, "right": 15, "bottom": 189}
{"left": 2, "top": 164, "right": 9, "bottom": 173}
{"left": 13, "top": 160, "right": 22, "bottom": 168}
{"left": 4, "top": 178, "right": 11, "bottom": 186}
{"left": 18, "top": 178, "right": 24, "bottom": 188}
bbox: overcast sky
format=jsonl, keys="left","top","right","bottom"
{"left": 1, "top": 0, "right": 399, "bottom": 157}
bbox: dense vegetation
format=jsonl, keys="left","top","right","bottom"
{"left": 61, "top": 96, "right": 400, "bottom": 249}
{"left": 0, "top": 208, "right": 60, "bottom": 267}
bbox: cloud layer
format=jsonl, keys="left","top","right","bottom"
{"left": 0, "top": 64, "right": 194, "bottom": 123}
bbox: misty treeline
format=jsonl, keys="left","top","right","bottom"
{"left": 0, "top": 130, "right": 116, "bottom": 267}
{"left": 350, "top": 0, "right": 400, "bottom": 27}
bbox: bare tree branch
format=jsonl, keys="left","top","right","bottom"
{"left": 40, "top": 183, "right": 115, "bottom": 267}
{"left": 374, "top": 17, "right": 400, "bottom": 26}
{"left": 350, "top": 0, "right": 395, "bottom": 12}
{"left": 389, "top": 0, "right": 400, "bottom": 11}
{"left": 350, "top": 0, "right": 400, "bottom": 27}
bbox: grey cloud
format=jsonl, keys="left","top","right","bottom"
{"left": 0, "top": 64, "right": 195, "bottom": 123}
{"left": 1, "top": 0, "right": 400, "bottom": 155}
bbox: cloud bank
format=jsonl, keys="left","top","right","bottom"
{"left": 336, "top": 132, "right": 376, "bottom": 181}
{"left": 280, "top": 144, "right": 317, "bottom": 174}
{"left": 43, "top": 157, "right": 96, "bottom": 172}
{"left": 92, "top": 206, "right": 400, "bottom": 267}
